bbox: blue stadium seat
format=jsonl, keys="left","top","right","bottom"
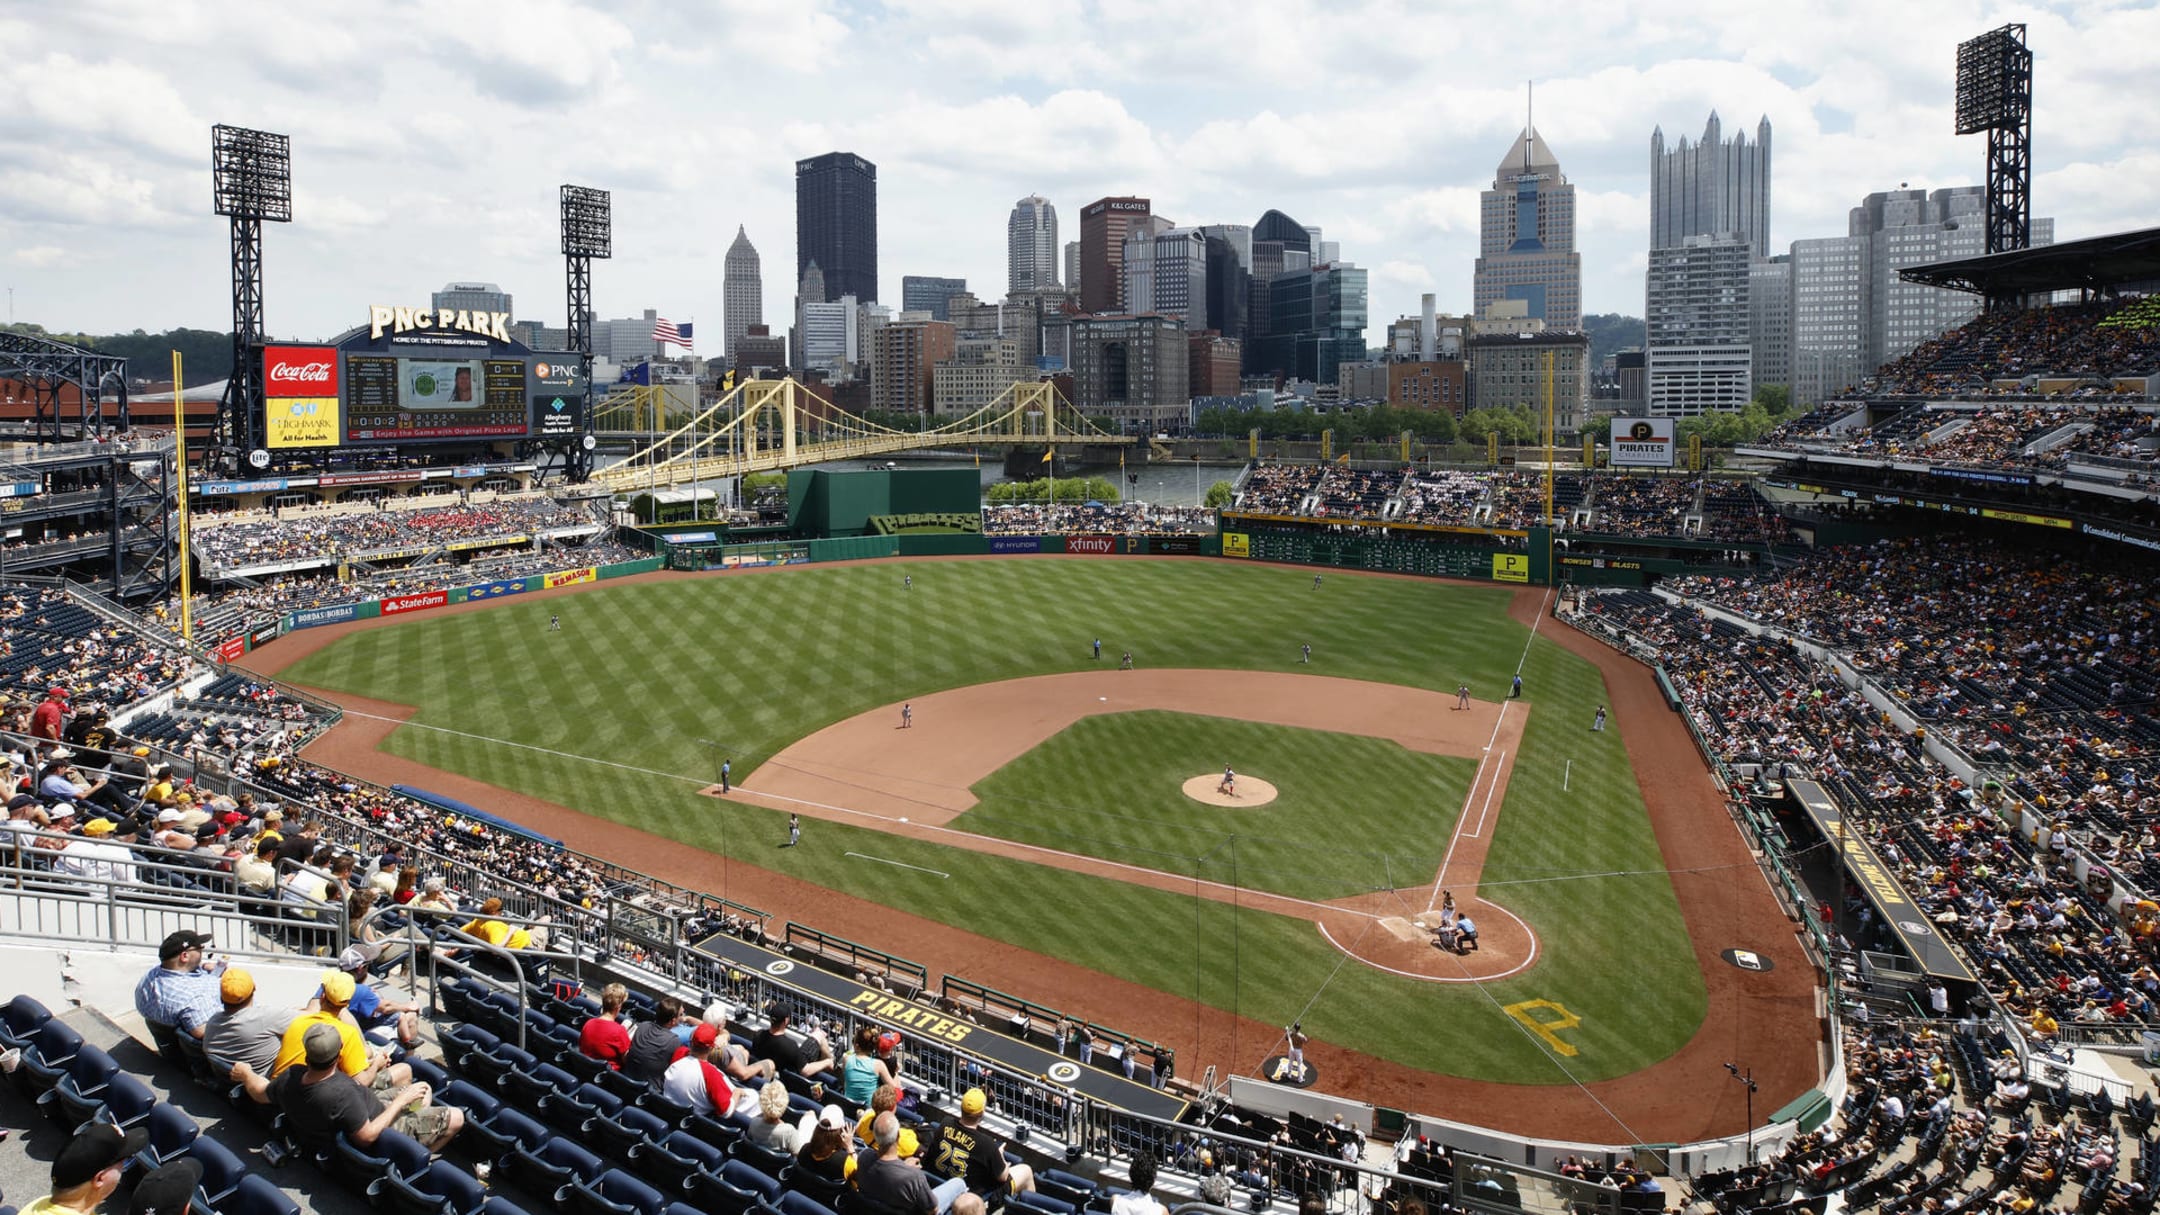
{"left": 503, "top": 1063, "right": 581, "bottom": 1112}
{"left": 776, "top": 1191, "right": 839, "bottom": 1215}
{"left": 0, "top": 994, "right": 53, "bottom": 1049}
{"left": 587, "top": 1104, "right": 669, "bottom": 1161}
{"left": 219, "top": 1174, "right": 302, "bottom": 1215}
{"left": 684, "top": 1170, "right": 759, "bottom": 1215}
{"left": 326, "top": 1128, "right": 432, "bottom": 1192}
{"left": 567, "top": 1168, "right": 667, "bottom": 1215}
{"left": 508, "top": 1135, "right": 605, "bottom": 1208}
{"left": 375, "top": 1157, "right": 491, "bottom": 1215}
{"left": 184, "top": 1137, "right": 248, "bottom": 1211}
{"left": 729, "top": 1139, "right": 792, "bottom": 1181}
{"left": 720, "top": 1159, "right": 781, "bottom": 1204}
{"left": 134, "top": 1103, "right": 201, "bottom": 1173}
{"left": 630, "top": 1130, "right": 725, "bottom": 1196}
{"left": 16, "top": 1020, "right": 85, "bottom": 1095}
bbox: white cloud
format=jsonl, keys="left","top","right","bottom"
{"left": 11, "top": 246, "right": 67, "bottom": 268}
{"left": 0, "top": 0, "right": 2151, "bottom": 346}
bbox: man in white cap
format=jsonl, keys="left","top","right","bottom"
{"left": 334, "top": 947, "right": 421, "bottom": 1048}
{"left": 148, "top": 810, "right": 199, "bottom": 852}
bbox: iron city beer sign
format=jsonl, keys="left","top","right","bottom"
{"left": 368, "top": 305, "right": 514, "bottom": 343}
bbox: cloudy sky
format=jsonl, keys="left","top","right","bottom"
{"left": 5, "top": 0, "right": 2155, "bottom": 350}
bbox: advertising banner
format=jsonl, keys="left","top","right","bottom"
{"left": 263, "top": 346, "right": 339, "bottom": 398}
{"left": 249, "top": 622, "right": 282, "bottom": 646}
{"left": 543, "top": 567, "right": 597, "bottom": 589}
{"left": 380, "top": 590, "right": 449, "bottom": 616}
{"left": 318, "top": 470, "right": 416, "bottom": 487}
{"left": 1151, "top": 536, "right": 1203, "bottom": 556}
{"left": 286, "top": 602, "right": 363, "bottom": 631}
{"left": 1221, "top": 532, "right": 1250, "bottom": 558}
{"left": 1491, "top": 553, "right": 1530, "bottom": 583}
{"left": 197, "top": 479, "right": 291, "bottom": 496}
{"left": 212, "top": 637, "right": 247, "bottom": 664}
{"left": 989, "top": 536, "right": 1041, "bottom": 554}
{"left": 0, "top": 482, "right": 42, "bottom": 499}
{"left": 1065, "top": 535, "right": 1116, "bottom": 555}
{"left": 266, "top": 397, "right": 341, "bottom": 449}
{"left": 1610, "top": 418, "right": 1677, "bottom": 468}
{"left": 465, "top": 579, "right": 529, "bottom": 601}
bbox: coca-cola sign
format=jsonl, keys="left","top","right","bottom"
{"left": 263, "top": 346, "right": 340, "bottom": 398}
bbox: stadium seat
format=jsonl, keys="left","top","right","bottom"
{"left": 595, "top": 1067, "right": 651, "bottom": 1105}
{"left": 467, "top": 1044, "right": 540, "bottom": 1094}
{"left": 554, "top": 1049, "right": 610, "bottom": 1086}
{"left": 508, "top": 1135, "right": 606, "bottom": 1208}
{"left": 630, "top": 1130, "right": 725, "bottom": 1196}
{"left": 776, "top": 1191, "right": 839, "bottom": 1215}
{"left": 720, "top": 1159, "right": 781, "bottom": 1204}
{"left": 39, "top": 1044, "right": 123, "bottom": 1128}
{"left": 327, "top": 1128, "right": 432, "bottom": 1192}
{"left": 1011, "top": 1191, "right": 1075, "bottom": 1215}
{"left": 682, "top": 1111, "right": 745, "bottom": 1153}
{"left": 184, "top": 1137, "right": 248, "bottom": 1211}
{"left": 375, "top": 1157, "right": 491, "bottom": 1215}
{"left": 587, "top": 1104, "right": 670, "bottom": 1160}
{"left": 639, "top": 1090, "right": 695, "bottom": 1129}
{"left": 0, "top": 994, "right": 53, "bottom": 1049}
{"left": 145, "top": 1017, "right": 218, "bottom": 1089}
{"left": 502, "top": 1063, "right": 581, "bottom": 1111}
{"left": 15, "top": 1020, "right": 84, "bottom": 1095}
{"left": 134, "top": 1103, "right": 201, "bottom": 1173}
{"left": 567, "top": 1168, "right": 667, "bottom": 1215}
{"left": 779, "top": 1166, "right": 847, "bottom": 1208}
{"left": 684, "top": 1170, "right": 759, "bottom": 1215}
{"left": 219, "top": 1174, "right": 302, "bottom": 1215}
{"left": 460, "top": 1103, "right": 550, "bottom": 1167}
{"left": 441, "top": 1024, "right": 503, "bottom": 1072}
{"left": 1036, "top": 1170, "right": 1097, "bottom": 1208}
{"left": 729, "top": 1139, "right": 793, "bottom": 1181}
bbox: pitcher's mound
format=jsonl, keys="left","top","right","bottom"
{"left": 1181, "top": 774, "right": 1279, "bottom": 807}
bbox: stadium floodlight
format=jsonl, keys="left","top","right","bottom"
{"left": 211, "top": 125, "right": 292, "bottom": 223}
{"left": 560, "top": 185, "right": 612, "bottom": 259}
{"left": 1955, "top": 24, "right": 2028, "bottom": 135}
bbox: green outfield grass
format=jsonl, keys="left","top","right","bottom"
{"left": 960, "top": 711, "right": 1478, "bottom": 902}
{"left": 279, "top": 558, "right": 1707, "bottom": 1083}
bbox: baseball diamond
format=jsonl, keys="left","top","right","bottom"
{"left": 251, "top": 555, "right": 1820, "bottom": 1144}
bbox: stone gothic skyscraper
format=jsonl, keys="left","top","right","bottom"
{"left": 1472, "top": 124, "right": 1582, "bottom": 331}
{"left": 723, "top": 226, "right": 762, "bottom": 361}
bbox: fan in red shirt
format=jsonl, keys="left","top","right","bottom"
{"left": 30, "top": 688, "right": 68, "bottom": 744}
{"left": 578, "top": 983, "right": 634, "bottom": 1068}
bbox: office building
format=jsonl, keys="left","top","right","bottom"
{"left": 592, "top": 310, "right": 663, "bottom": 364}
{"left": 1253, "top": 262, "right": 1367, "bottom": 384}
{"left": 1748, "top": 255, "right": 1794, "bottom": 395}
{"left": 1195, "top": 225, "right": 1251, "bottom": 341}
{"left": 949, "top": 292, "right": 1043, "bottom": 371}
{"left": 796, "top": 152, "right": 878, "bottom": 303}
{"left": 1388, "top": 360, "right": 1469, "bottom": 413}
{"left": 1473, "top": 126, "right": 1582, "bottom": 331}
{"left": 1338, "top": 361, "right": 1389, "bottom": 401}
{"left": 1064, "top": 242, "right": 1080, "bottom": 299}
{"left": 1123, "top": 226, "right": 1207, "bottom": 324}
{"left": 723, "top": 226, "right": 762, "bottom": 362}
{"left": 733, "top": 324, "right": 788, "bottom": 376}
{"left": 432, "top": 282, "right": 512, "bottom": 321}
{"left": 871, "top": 318, "right": 955, "bottom": 415}
{"left": 1007, "top": 196, "right": 1059, "bottom": 294}
{"left": 1651, "top": 112, "right": 1773, "bottom": 258}
{"left": 1079, "top": 197, "right": 1151, "bottom": 314}
{"left": 1789, "top": 234, "right": 1868, "bottom": 405}
{"left": 1646, "top": 234, "right": 1754, "bottom": 415}
{"left": 1071, "top": 314, "right": 1188, "bottom": 431}
{"left": 901, "top": 276, "right": 968, "bottom": 322}
{"left": 1188, "top": 332, "right": 1242, "bottom": 398}
{"left": 799, "top": 294, "right": 859, "bottom": 380}
{"left": 1851, "top": 187, "right": 2056, "bottom": 368}
{"left": 933, "top": 336, "right": 1023, "bottom": 417}
{"left": 1467, "top": 331, "right": 1588, "bottom": 433}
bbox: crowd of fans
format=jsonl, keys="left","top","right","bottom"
{"left": 1233, "top": 464, "right": 1778, "bottom": 539}
{"left": 979, "top": 503, "right": 1215, "bottom": 536}
{"left": 1864, "top": 298, "right": 2160, "bottom": 398}
{"left": 191, "top": 498, "right": 601, "bottom": 572}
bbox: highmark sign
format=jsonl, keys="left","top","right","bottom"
{"left": 367, "top": 305, "right": 514, "bottom": 343}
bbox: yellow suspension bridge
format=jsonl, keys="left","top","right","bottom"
{"left": 590, "top": 379, "right": 1133, "bottom": 493}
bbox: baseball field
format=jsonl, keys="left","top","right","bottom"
{"left": 255, "top": 556, "right": 1818, "bottom": 1142}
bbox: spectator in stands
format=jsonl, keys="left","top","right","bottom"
{"left": 331, "top": 947, "right": 420, "bottom": 1049}
{"left": 133, "top": 931, "right": 222, "bottom": 1042}
{"left": 23, "top": 1121, "right": 148, "bottom": 1215}
{"left": 746, "top": 1080, "right": 811, "bottom": 1153}
{"left": 796, "top": 1105, "right": 856, "bottom": 1184}
{"left": 752, "top": 1004, "right": 835, "bottom": 1078}
{"left": 856, "top": 1111, "right": 963, "bottom": 1215}
{"left": 855, "top": 1084, "right": 920, "bottom": 1161}
{"left": 660, "top": 1022, "right": 741, "bottom": 1117}
{"left": 700, "top": 1003, "right": 778, "bottom": 1088}
{"left": 579, "top": 982, "right": 634, "bottom": 1068}
{"left": 201, "top": 967, "right": 292, "bottom": 1075}
{"left": 127, "top": 1159, "right": 202, "bottom": 1215}
{"left": 839, "top": 1024, "right": 899, "bottom": 1105}
{"left": 247, "top": 1021, "right": 461, "bottom": 1153}
{"left": 1112, "top": 1151, "right": 1167, "bottom": 1215}
{"left": 258, "top": 969, "right": 405, "bottom": 1091}
{"left": 30, "top": 686, "right": 67, "bottom": 745}
{"left": 621, "top": 994, "right": 689, "bottom": 1086}
{"left": 930, "top": 1087, "right": 1036, "bottom": 1200}
{"left": 232, "top": 835, "right": 277, "bottom": 897}
{"left": 55, "top": 817, "right": 137, "bottom": 885}
{"left": 37, "top": 753, "right": 105, "bottom": 808}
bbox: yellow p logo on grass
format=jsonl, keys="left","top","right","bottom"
{"left": 1503, "top": 998, "right": 1582, "bottom": 1056}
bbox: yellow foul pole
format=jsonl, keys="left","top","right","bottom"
{"left": 171, "top": 352, "right": 194, "bottom": 643}
{"left": 1542, "top": 350, "right": 1555, "bottom": 584}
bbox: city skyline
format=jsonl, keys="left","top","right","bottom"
{"left": 3, "top": 1, "right": 2154, "bottom": 350}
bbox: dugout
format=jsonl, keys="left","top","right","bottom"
{"left": 787, "top": 467, "right": 981, "bottom": 537}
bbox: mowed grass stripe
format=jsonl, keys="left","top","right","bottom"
{"left": 283, "top": 559, "right": 1703, "bottom": 1083}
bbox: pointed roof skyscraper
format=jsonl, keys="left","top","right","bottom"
{"left": 723, "top": 225, "right": 762, "bottom": 361}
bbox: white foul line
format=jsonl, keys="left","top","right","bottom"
{"left": 1426, "top": 585, "right": 1553, "bottom": 912}
{"left": 845, "top": 852, "right": 950, "bottom": 878}
{"left": 1464, "top": 750, "right": 1506, "bottom": 839}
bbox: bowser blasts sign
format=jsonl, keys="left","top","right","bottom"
{"left": 262, "top": 346, "right": 341, "bottom": 449}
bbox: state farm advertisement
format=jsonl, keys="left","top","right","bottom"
{"left": 263, "top": 346, "right": 340, "bottom": 398}
{"left": 380, "top": 590, "right": 448, "bottom": 616}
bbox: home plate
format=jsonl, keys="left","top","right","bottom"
{"left": 1099, "top": 697, "right": 1107, "bottom": 701}
{"left": 1379, "top": 917, "right": 1427, "bottom": 943}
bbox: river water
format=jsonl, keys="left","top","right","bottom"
{"left": 604, "top": 454, "right": 1246, "bottom": 507}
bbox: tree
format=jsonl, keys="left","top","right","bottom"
{"left": 987, "top": 475, "right": 1120, "bottom": 504}
{"left": 1752, "top": 383, "right": 1792, "bottom": 415}
{"left": 1203, "top": 480, "right": 1234, "bottom": 508}
{"left": 1460, "top": 405, "right": 1537, "bottom": 445}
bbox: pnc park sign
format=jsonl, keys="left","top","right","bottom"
{"left": 367, "top": 304, "right": 514, "bottom": 343}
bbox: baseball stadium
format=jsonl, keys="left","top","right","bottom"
{"left": 3, "top": 119, "right": 2160, "bottom": 1215}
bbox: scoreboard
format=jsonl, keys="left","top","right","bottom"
{"left": 344, "top": 353, "right": 533, "bottom": 441}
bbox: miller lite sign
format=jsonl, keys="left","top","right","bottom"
{"left": 263, "top": 346, "right": 340, "bottom": 398}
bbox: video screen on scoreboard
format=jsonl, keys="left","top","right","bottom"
{"left": 343, "top": 352, "right": 532, "bottom": 442}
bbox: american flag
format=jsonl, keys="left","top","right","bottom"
{"left": 652, "top": 317, "right": 694, "bottom": 349}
